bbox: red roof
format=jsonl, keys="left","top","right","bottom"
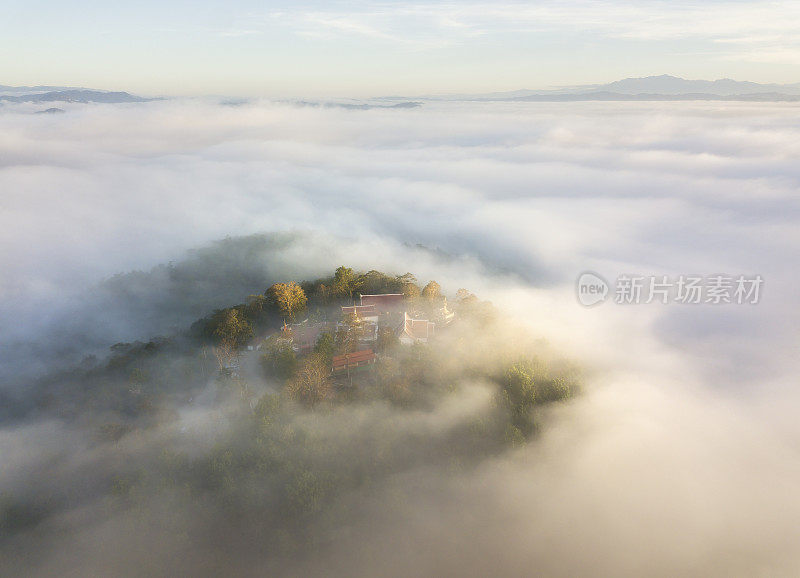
{"left": 360, "top": 294, "right": 404, "bottom": 310}
{"left": 332, "top": 349, "right": 376, "bottom": 371}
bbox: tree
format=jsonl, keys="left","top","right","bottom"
{"left": 453, "top": 289, "right": 486, "bottom": 319}
{"left": 402, "top": 282, "right": 421, "bottom": 301}
{"left": 503, "top": 363, "right": 536, "bottom": 410}
{"left": 376, "top": 356, "right": 400, "bottom": 387}
{"left": 266, "top": 282, "right": 308, "bottom": 320}
{"left": 285, "top": 354, "right": 331, "bottom": 408}
{"left": 421, "top": 281, "right": 442, "bottom": 300}
{"left": 245, "top": 294, "right": 270, "bottom": 324}
{"left": 260, "top": 335, "right": 297, "bottom": 380}
{"left": 394, "top": 272, "right": 418, "bottom": 301}
{"left": 317, "top": 283, "right": 331, "bottom": 304}
{"left": 358, "top": 270, "right": 401, "bottom": 294}
{"left": 213, "top": 308, "right": 253, "bottom": 349}
{"left": 336, "top": 312, "right": 364, "bottom": 354}
{"left": 313, "top": 332, "right": 335, "bottom": 365}
{"left": 254, "top": 392, "right": 283, "bottom": 431}
{"left": 376, "top": 326, "right": 399, "bottom": 352}
{"left": 501, "top": 362, "right": 537, "bottom": 435}
{"left": 396, "top": 272, "right": 417, "bottom": 286}
{"left": 455, "top": 288, "right": 473, "bottom": 302}
{"left": 332, "top": 266, "right": 358, "bottom": 299}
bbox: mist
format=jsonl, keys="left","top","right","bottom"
{"left": 1, "top": 99, "right": 799, "bottom": 576}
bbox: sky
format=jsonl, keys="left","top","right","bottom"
{"left": 3, "top": 0, "right": 800, "bottom": 96}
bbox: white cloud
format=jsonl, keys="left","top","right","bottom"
{"left": 1, "top": 98, "right": 800, "bottom": 574}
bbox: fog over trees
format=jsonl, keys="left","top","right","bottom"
{"left": 0, "top": 258, "right": 579, "bottom": 576}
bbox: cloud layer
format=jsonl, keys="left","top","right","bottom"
{"left": 1, "top": 99, "right": 799, "bottom": 575}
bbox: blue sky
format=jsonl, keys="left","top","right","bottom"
{"left": 3, "top": 0, "right": 800, "bottom": 96}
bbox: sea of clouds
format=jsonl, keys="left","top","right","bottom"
{"left": 1, "top": 98, "right": 799, "bottom": 575}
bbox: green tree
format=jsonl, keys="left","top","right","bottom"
{"left": 266, "top": 282, "right": 308, "bottom": 320}
{"left": 285, "top": 354, "right": 332, "bottom": 408}
{"left": 501, "top": 362, "right": 537, "bottom": 435}
{"left": 245, "top": 294, "right": 271, "bottom": 326}
{"left": 313, "top": 332, "right": 335, "bottom": 364}
{"left": 455, "top": 288, "right": 474, "bottom": 302}
{"left": 260, "top": 335, "right": 297, "bottom": 380}
{"left": 421, "top": 280, "right": 442, "bottom": 300}
{"left": 336, "top": 312, "right": 364, "bottom": 354}
{"left": 317, "top": 283, "right": 331, "bottom": 304}
{"left": 503, "top": 363, "right": 536, "bottom": 410}
{"left": 357, "top": 269, "right": 401, "bottom": 294}
{"left": 213, "top": 308, "right": 253, "bottom": 349}
{"left": 332, "top": 266, "right": 358, "bottom": 299}
{"left": 254, "top": 392, "right": 283, "bottom": 431}
{"left": 396, "top": 272, "right": 417, "bottom": 286}
{"left": 402, "top": 282, "right": 421, "bottom": 301}
{"left": 376, "top": 326, "right": 399, "bottom": 352}
{"left": 376, "top": 356, "right": 400, "bottom": 387}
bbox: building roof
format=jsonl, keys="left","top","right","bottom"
{"left": 332, "top": 349, "right": 376, "bottom": 372}
{"left": 341, "top": 304, "right": 377, "bottom": 317}
{"left": 359, "top": 293, "right": 405, "bottom": 310}
{"left": 401, "top": 312, "right": 435, "bottom": 340}
{"left": 287, "top": 322, "right": 331, "bottom": 349}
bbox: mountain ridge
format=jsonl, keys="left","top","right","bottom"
{"left": 378, "top": 74, "right": 800, "bottom": 102}
{"left": 1, "top": 89, "right": 152, "bottom": 104}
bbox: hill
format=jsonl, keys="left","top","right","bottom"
{"left": 0, "top": 87, "right": 152, "bottom": 103}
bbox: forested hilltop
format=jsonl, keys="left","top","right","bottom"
{"left": 2, "top": 266, "right": 581, "bottom": 575}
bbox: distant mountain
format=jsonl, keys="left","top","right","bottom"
{"left": 384, "top": 75, "right": 800, "bottom": 102}
{"left": 34, "top": 107, "right": 66, "bottom": 114}
{"left": 509, "top": 91, "right": 800, "bottom": 102}
{"left": 0, "top": 84, "right": 84, "bottom": 95}
{"left": 0, "top": 87, "right": 153, "bottom": 104}
{"left": 596, "top": 75, "right": 800, "bottom": 96}
{"left": 294, "top": 100, "right": 422, "bottom": 110}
